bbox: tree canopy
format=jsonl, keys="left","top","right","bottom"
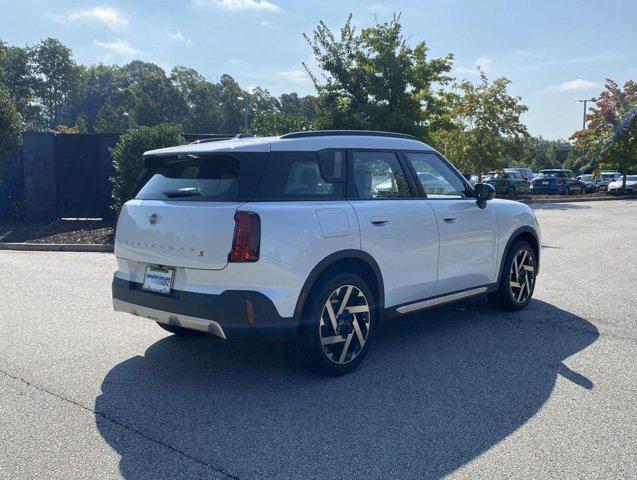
{"left": 303, "top": 13, "right": 453, "bottom": 142}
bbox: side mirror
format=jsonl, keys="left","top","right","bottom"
{"left": 474, "top": 183, "right": 495, "bottom": 209}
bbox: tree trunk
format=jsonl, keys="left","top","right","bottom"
{"left": 622, "top": 173, "right": 627, "bottom": 192}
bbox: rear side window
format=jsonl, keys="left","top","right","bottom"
{"left": 137, "top": 153, "right": 267, "bottom": 202}
{"left": 404, "top": 152, "right": 470, "bottom": 198}
{"left": 254, "top": 150, "right": 345, "bottom": 200}
{"left": 352, "top": 151, "right": 411, "bottom": 199}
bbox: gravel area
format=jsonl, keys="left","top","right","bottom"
{"left": 0, "top": 220, "right": 114, "bottom": 245}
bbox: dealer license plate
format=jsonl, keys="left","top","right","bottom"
{"left": 142, "top": 265, "right": 175, "bottom": 295}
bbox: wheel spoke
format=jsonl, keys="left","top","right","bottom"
{"left": 336, "top": 285, "right": 353, "bottom": 316}
{"left": 353, "top": 318, "right": 365, "bottom": 347}
{"left": 324, "top": 299, "right": 338, "bottom": 333}
{"left": 339, "top": 333, "right": 353, "bottom": 363}
{"left": 321, "top": 335, "right": 346, "bottom": 346}
{"left": 346, "top": 305, "right": 369, "bottom": 314}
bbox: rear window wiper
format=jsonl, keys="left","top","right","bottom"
{"left": 163, "top": 188, "right": 202, "bottom": 198}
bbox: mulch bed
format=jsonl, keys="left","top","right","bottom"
{"left": 0, "top": 219, "right": 115, "bottom": 245}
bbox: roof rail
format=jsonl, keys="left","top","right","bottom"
{"left": 280, "top": 130, "right": 421, "bottom": 141}
{"left": 190, "top": 135, "right": 235, "bottom": 144}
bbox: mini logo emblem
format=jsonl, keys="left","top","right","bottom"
{"left": 149, "top": 213, "right": 161, "bottom": 225}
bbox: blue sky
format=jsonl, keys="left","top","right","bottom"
{"left": 1, "top": 0, "right": 635, "bottom": 139}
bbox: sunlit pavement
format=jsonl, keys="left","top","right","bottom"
{"left": 0, "top": 200, "right": 635, "bottom": 480}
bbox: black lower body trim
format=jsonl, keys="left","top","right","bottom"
{"left": 112, "top": 276, "right": 297, "bottom": 340}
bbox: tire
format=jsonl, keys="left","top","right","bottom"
{"left": 487, "top": 241, "right": 537, "bottom": 311}
{"left": 580, "top": 187, "right": 585, "bottom": 195}
{"left": 296, "top": 273, "right": 376, "bottom": 376}
{"left": 156, "top": 322, "right": 207, "bottom": 336}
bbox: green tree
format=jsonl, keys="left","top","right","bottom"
{"left": 32, "top": 38, "right": 83, "bottom": 128}
{"left": 250, "top": 110, "right": 315, "bottom": 136}
{"left": 171, "top": 66, "right": 223, "bottom": 133}
{"left": 0, "top": 83, "right": 22, "bottom": 159}
{"left": 304, "top": 13, "right": 453, "bottom": 141}
{"left": 571, "top": 79, "right": 637, "bottom": 187}
{"left": 110, "top": 124, "right": 185, "bottom": 209}
{"left": 0, "top": 40, "right": 40, "bottom": 128}
{"left": 432, "top": 71, "right": 529, "bottom": 174}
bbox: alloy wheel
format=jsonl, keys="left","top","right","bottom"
{"left": 319, "top": 285, "right": 371, "bottom": 365}
{"left": 509, "top": 249, "right": 535, "bottom": 303}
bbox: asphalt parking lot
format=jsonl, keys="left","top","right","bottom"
{"left": 0, "top": 199, "right": 635, "bottom": 480}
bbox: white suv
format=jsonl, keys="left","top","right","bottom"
{"left": 112, "top": 131, "right": 540, "bottom": 375}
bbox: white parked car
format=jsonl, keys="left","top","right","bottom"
{"left": 597, "top": 171, "right": 622, "bottom": 191}
{"left": 112, "top": 131, "right": 541, "bottom": 375}
{"left": 608, "top": 175, "right": 637, "bottom": 193}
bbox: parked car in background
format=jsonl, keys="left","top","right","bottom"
{"left": 513, "top": 167, "right": 535, "bottom": 180}
{"left": 483, "top": 169, "right": 530, "bottom": 197}
{"left": 530, "top": 169, "right": 585, "bottom": 195}
{"left": 463, "top": 173, "right": 481, "bottom": 186}
{"left": 608, "top": 175, "right": 637, "bottom": 194}
{"left": 597, "top": 171, "right": 622, "bottom": 191}
{"left": 577, "top": 174, "right": 598, "bottom": 193}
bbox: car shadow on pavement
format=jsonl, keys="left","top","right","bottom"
{"left": 95, "top": 298, "right": 598, "bottom": 480}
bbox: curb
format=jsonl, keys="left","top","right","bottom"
{"left": 0, "top": 243, "right": 113, "bottom": 253}
{"left": 520, "top": 195, "right": 637, "bottom": 205}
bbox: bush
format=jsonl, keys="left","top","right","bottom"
{"left": 0, "top": 83, "right": 22, "bottom": 162}
{"left": 110, "top": 123, "right": 185, "bottom": 210}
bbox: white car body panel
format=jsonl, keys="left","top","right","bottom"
{"left": 349, "top": 199, "right": 439, "bottom": 307}
{"left": 426, "top": 199, "right": 498, "bottom": 295}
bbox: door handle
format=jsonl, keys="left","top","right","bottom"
{"left": 443, "top": 216, "right": 458, "bottom": 223}
{"left": 370, "top": 216, "right": 390, "bottom": 226}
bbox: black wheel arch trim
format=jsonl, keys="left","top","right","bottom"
{"left": 294, "top": 249, "right": 385, "bottom": 323}
{"left": 496, "top": 226, "right": 540, "bottom": 284}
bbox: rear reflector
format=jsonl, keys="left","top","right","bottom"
{"left": 228, "top": 211, "right": 260, "bottom": 262}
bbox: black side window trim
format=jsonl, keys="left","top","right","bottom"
{"left": 400, "top": 149, "right": 476, "bottom": 200}
{"left": 345, "top": 149, "right": 419, "bottom": 200}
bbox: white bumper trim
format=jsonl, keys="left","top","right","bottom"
{"left": 113, "top": 299, "right": 226, "bottom": 339}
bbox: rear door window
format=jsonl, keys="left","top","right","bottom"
{"left": 351, "top": 151, "right": 411, "bottom": 199}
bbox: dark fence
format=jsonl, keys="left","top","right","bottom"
{"left": 1, "top": 131, "right": 225, "bottom": 221}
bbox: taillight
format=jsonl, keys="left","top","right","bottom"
{"left": 228, "top": 211, "right": 260, "bottom": 262}
{"left": 531, "top": 179, "right": 537, "bottom": 186}
{"left": 556, "top": 179, "right": 563, "bottom": 185}
{"left": 501, "top": 180, "right": 508, "bottom": 186}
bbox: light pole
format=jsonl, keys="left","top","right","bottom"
{"left": 237, "top": 96, "right": 248, "bottom": 130}
{"left": 577, "top": 98, "right": 596, "bottom": 131}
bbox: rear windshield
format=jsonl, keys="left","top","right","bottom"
{"left": 538, "top": 171, "right": 567, "bottom": 178}
{"left": 136, "top": 153, "right": 267, "bottom": 202}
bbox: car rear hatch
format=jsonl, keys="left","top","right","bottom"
{"left": 114, "top": 150, "right": 268, "bottom": 270}
{"left": 116, "top": 200, "right": 243, "bottom": 270}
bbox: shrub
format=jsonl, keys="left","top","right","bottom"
{"left": 110, "top": 123, "right": 185, "bottom": 210}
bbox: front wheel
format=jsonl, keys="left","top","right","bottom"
{"left": 488, "top": 241, "right": 537, "bottom": 311}
{"left": 296, "top": 273, "right": 375, "bottom": 375}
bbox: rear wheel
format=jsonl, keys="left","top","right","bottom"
{"left": 488, "top": 241, "right": 536, "bottom": 311}
{"left": 296, "top": 273, "right": 375, "bottom": 375}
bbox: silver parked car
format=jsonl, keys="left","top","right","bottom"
{"left": 608, "top": 175, "right": 637, "bottom": 194}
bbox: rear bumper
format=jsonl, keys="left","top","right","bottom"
{"left": 112, "top": 276, "right": 298, "bottom": 340}
{"left": 530, "top": 185, "right": 563, "bottom": 194}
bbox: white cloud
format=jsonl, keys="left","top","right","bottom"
{"left": 56, "top": 7, "right": 129, "bottom": 29}
{"left": 260, "top": 20, "right": 272, "bottom": 27}
{"left": 545, "top": 79, "right": 601, "bottom": 92}
{"left": 227, "top": 58, "right": 243, "bottom": 65}
{"left": 278, "top": 66, "right": 310, "bottom": 85}
{"left": 94, "top": 39, "right": 142, "bottom": 57}
{"left": 168, "top": 31, "right": 193, "bottom": 46}
{"left": 455, "top": 56, "right": 494, "bottom": 75}
{"left": 195, "top": 0, "right": 280, "bottom": 12}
